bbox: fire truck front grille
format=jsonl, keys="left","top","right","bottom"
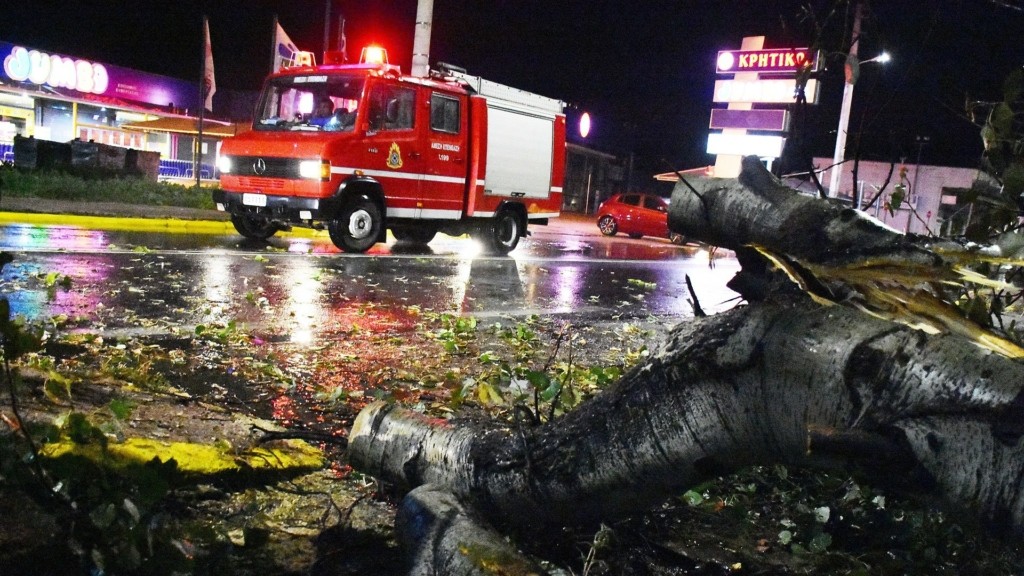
{"left": 238, "top": 177, "right": 286, "bottom": 189}
{"left": 230, "top": 156, "right": 301, "bottom": 179}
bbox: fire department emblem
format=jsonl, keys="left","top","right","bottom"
{"left": 386, "top": 142, "right": 403, "bottom": 169}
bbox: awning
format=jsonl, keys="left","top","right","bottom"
{"left": 121, "top": 117, "right": 250, "bottom": 138}
{"left": 653, "top": 166, "right": 716, "bottom": 182}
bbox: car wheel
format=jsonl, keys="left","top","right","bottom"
{"left": 669, "top": 233, "right": 686, "bottom": 245}
{"left": 230, "top": 213, "right": 278, "bottom": 240}
{"left": 328, "top": 198, "right": 382, "bottom": 253}
{"left": 392, "top": 226, "right": 437, "bottom": 244}
{"left": 597, "top": 215, "right": 618, "bottom": 236}
{"left": 478, "top": 209, "right": 521, "bottom": 255}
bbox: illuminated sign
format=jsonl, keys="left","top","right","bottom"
{"left": 707, "top": 132, "right": 785, "bottom": 158}
{"left": 579, "top": 112, "right": 591, "bottom": 138}
{"left": 713, "top": 78, "right": 819, "bottom": 104}
{"left": 709, "top": 109, "right": 789, "bottom": 131}
{"left": 3, "top": 45, "right": 109, "bottom": 95}
{"left": 716, "top": 48, "right": 818, "bottom": 74}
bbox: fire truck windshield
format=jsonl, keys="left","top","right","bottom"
{"left": 255, "top": 74, "right": 365, "bottom": 132}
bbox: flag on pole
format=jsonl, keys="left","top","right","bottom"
{"left": 203, "top": 17, "right": 216, "bottom": 111}
{"left": 273, "top": 22, "right": 300, "bottom": 72}
{"left": 338, "top": 16, "right": 347, "bottom": 62}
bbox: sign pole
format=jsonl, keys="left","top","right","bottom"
{"left": 713, "top": 36, "right": 764, "bottom": 178}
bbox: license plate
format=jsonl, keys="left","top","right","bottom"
{"left": 242, "top": 193, "right": 267, "bottom": 207}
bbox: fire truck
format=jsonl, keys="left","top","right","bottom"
{"left": 214, "top": 49, "right": 566, "bottom": 254}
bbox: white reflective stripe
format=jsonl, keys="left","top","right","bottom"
{"left": 330, "top": 166, "right": 466, "bottom": 185}
{"left": 463, "top": 212, "right": 557, "bottom": 219}
{"left": 420, "top": 208, "right": 462, "bottom": 219}
{"left": 386, "top": 207, "right": 419, "bottom": 218}
{"left": 550, "top": 187, "right": 562, "bottom": 193}
{"left": 385, "top": 207, "right": 464, "bottom": 220}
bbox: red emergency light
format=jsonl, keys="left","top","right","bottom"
{"left": 360, "top": 46, "right": 389, "bottom": 65}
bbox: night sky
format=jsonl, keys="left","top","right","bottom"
{"left": 2, "top": 0, "right": 1023, "bottom": 189}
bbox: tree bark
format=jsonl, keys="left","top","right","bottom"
{"left": 350, "top": 297, "right": 1024, "bottom": 534}
{"left": 397, "top": 484, "right": 546, "bottom": 576}
{"left": 667, "top": 155, "right": 939, "bottom": 267}
{"left": 347, "top": 156, "right": 1024, "bottom": 572}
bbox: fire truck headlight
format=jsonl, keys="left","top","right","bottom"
{"left": 216, "top": 155, "right": 232, "bottom": 174}
{"left": 299, "top": 160, "right": 330, "bottom": 181}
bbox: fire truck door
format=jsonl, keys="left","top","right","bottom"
{"left": 420, "top": 91, "right": 467, "bottom": 220}
{"left": 365, "top": 83, "right": 423, "bottom": 219}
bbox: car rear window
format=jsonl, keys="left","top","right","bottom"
{"left": 643, "top": 195, "right": 666, "bottom": 211}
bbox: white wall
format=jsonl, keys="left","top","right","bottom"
{"left": 813, "top": 158, "right": 980, "bottom": 235}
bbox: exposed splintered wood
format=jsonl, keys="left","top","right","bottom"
{"left": 669, "top": 156, "right": 1024, "bottom": 359}
{"left": 349, "top": 297, "right": 1024, "bottom": 535}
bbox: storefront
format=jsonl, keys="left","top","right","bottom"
{"left": 0, "top": 40, "right": 212, "bottom": 173}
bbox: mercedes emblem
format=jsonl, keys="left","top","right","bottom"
{"left": 253, "top": 158, "right": 267, "bottom": 175}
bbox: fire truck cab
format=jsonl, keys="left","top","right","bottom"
{"left": 215, "top": 52, "right": 565, "bottom": 254}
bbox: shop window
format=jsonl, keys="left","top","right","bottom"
{"left": 0, "top": 118, "right": 24, "bottom": 144}
{"left": 77, "top": 104, "right": 115, "bottom": 128}
{"left": 38, "top": 100, "right": 73, "bottom": 142}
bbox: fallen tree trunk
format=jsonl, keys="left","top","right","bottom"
{"left": 351, "top": 296, "right": 1024, "bottom": 532}
{"left": 397, "top": 484, "right": 546, "bottom": 576}
{"left": 667, "top": 155, "right": 940, "bottom": 266}
{"left": 347, "top": 156, "right": 1024, "bottom": 573}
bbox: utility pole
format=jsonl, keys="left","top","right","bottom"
{"left": 323, "top": 1, "right": 331, "bottom": 56}
{"left": 411, "top": 0, "right": 434, "bottom": 77}
{"left": 828, "top": 1, "right": 862, "bottom": 197}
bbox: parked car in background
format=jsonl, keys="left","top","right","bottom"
{"left": 596, "top": 192, "right": 685, "bottom": 244}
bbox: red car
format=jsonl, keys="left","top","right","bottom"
{"left": 596, "top": 193, "right": 685, "bottom": 244}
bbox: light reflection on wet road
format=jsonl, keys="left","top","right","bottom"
{"left": 0, "top": 219, "right": 742, "bottom": 432}
{"left": 0, "top": 220, "right": 742, "bottom": 342}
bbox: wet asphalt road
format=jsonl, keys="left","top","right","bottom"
{"left": 0, "top": 216, "right": 742, "bottom": 339}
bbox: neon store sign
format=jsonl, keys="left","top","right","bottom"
{"left": 3, "top": 45, "right": 109, "bottom": 95}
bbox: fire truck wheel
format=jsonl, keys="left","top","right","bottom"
{"left": 328, "top": 199, "right": 382, "bottom": 253}
{"left": 230, "top": 213, "right": 278, "bottom": 240}
{"left": 480, "top": 209, "right": 522, "bottom": 255}
{"left": 597, "top": 215, "right": 618, "bottom": 236}
{"left": 392, "top": 226, "right": 437, "bottom": 244}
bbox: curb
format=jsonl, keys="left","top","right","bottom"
{"left": 0, "top": 211, "right": 323, "bottom": 238}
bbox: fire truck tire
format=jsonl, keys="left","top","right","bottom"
{"left": 392, "top": 226, "right": 437, "bottom": 244}
{"left": 480, "top": 209, "right": 522, "bottom": 255}
{"left": 328, "top": 199, "right": 383, "bottom": 253}
{"left": 230, "top": 213, "right": 278, "bottom": 240}
{"left": 597, "top": 215, "right": 618, "bottom": 236}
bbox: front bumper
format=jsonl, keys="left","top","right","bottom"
{"left": 213, "top": 190, "right": 339, "bottom": 223}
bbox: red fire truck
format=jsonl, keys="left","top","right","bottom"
{"left": 214, "top": 50, "right": 565, "bottom": 254}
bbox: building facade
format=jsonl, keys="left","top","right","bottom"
{"left": 0, "top": 40, "right": 216, "bottom": 174}
{"left": 813, "top": 157, "right": 983, "bottom": 236}
{"left": 563, "top": 143, "right": 624, "bottom": 214}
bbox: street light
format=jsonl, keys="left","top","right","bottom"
{"left": 828, "top": 50, "right": 890, "bottom": 198}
